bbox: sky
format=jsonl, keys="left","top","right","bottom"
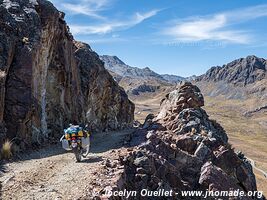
{"left": 50, "top": 0, "right": 267, "bottom": 77}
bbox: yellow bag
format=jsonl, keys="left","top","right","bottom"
{"left": 71, "top": 133, "right": 76, "bottom": 137}
{"left": 78, "top": 130, "right": 83, "bottom": 137}
{"left": 65, "top": 133, "right": 70, "bottom": 140}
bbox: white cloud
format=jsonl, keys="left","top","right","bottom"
{"left": 52, "top": 0, "right": 110, "bottom": 19}
{"left": 134, "top": 10, "right": 160, "bottom": 24}
{"left": 70, "top": 9, "right": 160, "bottom": 35}
{"left": 162, "top": 4, "right": 267, "bottom": 44}
{"left": 71, "top": 24, "right": 114, "bottom": 35}
{"left": 225, "top": 4, "right": 267, "bottom": 22}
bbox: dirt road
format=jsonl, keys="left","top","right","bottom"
{"left": 0, "top": 129, "right": 135, "bottom": 200}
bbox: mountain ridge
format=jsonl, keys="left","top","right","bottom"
{"left": 196, "top": 55, "right": 267, "bottom": 85}
{"left": 195, "top": 55, "right": 267, "bottom": 100}
{"left": 100, "top": 55, "right": 185, "bottom": 84}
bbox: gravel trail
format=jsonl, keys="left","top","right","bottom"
{"left": 0, "top": 129, "right": 134, "bottom": 200}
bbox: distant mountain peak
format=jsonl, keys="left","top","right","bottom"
{"left": 100, "top": 55, "right": 126, "bottom": 65}
{"left": 100, "top": 55, "right": 185, "bottom": 95}
{"left": 197, "top": 55, "right": 266, "bottom": 86}
{"left": 100, "top": 55, "right": 185, "bottom": 83}
{"left": 246, "top": 55, "right": 261, "bottom": 60}
{"left": 143, "top": 67, "right": 151, "bottom": 70}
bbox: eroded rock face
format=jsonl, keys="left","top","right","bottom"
{"left": 0, "top": 0, "right": 134, "bottom": 148}
{"left": 109, "top": 82, "right": 259, "bottom": 200}
{"left": 74, "top": 42, "right": 134, "bottom": 131}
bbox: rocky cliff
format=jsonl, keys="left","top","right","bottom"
{"left": 74, "top": 42, "right": 134, "bottom": 131}
{"left": 102, "top": 82, "right": 260, "bottom": 199}
{"left": 0, "top": 0, "right": 134, "bottom": 148}
{"left": 196, "top": 55, "right": 267, "bottom": 99}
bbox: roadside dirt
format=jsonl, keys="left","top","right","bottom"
{"left": 0, "top": 129, "right": 135, "bottom": 200}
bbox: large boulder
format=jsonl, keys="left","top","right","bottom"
{"left": 0, "top": 0, "right": 134, "bottom": 148}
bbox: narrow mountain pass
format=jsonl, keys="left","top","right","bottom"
{"left": 0, "top": 129, "right": 135, "bottom": 200}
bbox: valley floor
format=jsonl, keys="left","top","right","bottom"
{"left": 204, "top": 96, "right": 267, "bottom": 195}
{"left": 0, "top": 129, "right": 135, "bottom": 199}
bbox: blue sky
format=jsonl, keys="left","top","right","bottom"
{"left": 50, "top": 0, "right": 267, "bottom": 77}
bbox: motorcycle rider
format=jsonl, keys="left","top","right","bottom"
{"left": 62, "top": 123, "right": 91, "bottom": 161}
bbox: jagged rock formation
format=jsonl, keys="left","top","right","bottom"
{"left": 196, "top": 55, "right": 267, "bottom": 99}
{"left": 0, "top": 0, "right": 134, "bottom": 148}
{"left": 156, "top": 82, "right": 204, "bottom": 121}
{"left": 107, "top": 82, "right": 259, "bottom": 200}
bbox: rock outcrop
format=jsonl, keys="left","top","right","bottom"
{"left": 0, "top": 0, "right": 134, "bottom": 148}
{"left": 106, "top": 82, "right": 260, "bottom": 200}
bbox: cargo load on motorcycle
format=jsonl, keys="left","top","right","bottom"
{"left": 60, "top": 124, "right": 91, "bottom": 162}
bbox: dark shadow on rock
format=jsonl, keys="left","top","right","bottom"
{"left": 0, "top": 161, "right": 7, "bottom": 174}
{"left": 129, "top": 122, "right": 165, "bottom": 147}
{"left": 80, "top": 155, "right": 103, "bottom": 163}
{"left": 128, "top": 128, "right": 148, "bottom": 147}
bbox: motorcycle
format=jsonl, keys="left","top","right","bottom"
{"left": 60, "top": 125, "right": 90, "bottom": 162}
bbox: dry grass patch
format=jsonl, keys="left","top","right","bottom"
{"left": 1, "top": 140, "right": 12, "bottom": 160}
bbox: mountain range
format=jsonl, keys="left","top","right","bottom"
{"left": 196, "top": 55, "right": 267, "bottom": 100}
{"left": 100, "top": 55, "right": 185, "bottom": 95}
{"left": 101, "top": 54, "right": 267, "bottom": 99}
{"left": 100, "top": 55, "right": 185, "bottom": 83}
{"left": 196, "top": 55, "right": 266, "bottom": 85}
